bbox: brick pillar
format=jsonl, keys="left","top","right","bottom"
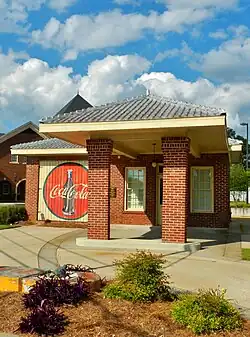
{"left": 215, "top": 154, "right": 231, "bottom": 227}
{"left": 25, "top": 157, "right": 39, "bottom": 222}
{"left": 86, "top": 139, "right": 113, "bottom": 240}
{"left": 161, "top": 137, "right": 190, "bottom": 243}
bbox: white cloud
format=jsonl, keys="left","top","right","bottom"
{"left": 192, "top": 35, "right": 250, "bottom": 82}
{"left": 0, "top": 53, "right": 150, "bottom": 131}
{"left": 48, "top": 0, "right": 77, "bottom": 12}
{"left": 113, "top": 0, "right": 140, "bottom": 5}
{"left": 79, "top": 54, "right": 151, "bottom": 104}
{"left": 209, "top": 29, "right": 228, "bottom": 39}
{"left": 0, "top": 0, "right": 75, "bottom": 33}
{"left": 30, "top": 7, "right": 220, "bottom": 60}
{"left": 1, "top": 51, "right": 249, "bottom": 133}
{"left": 136, "top": 72, "right": 250, "bottom": 128}
{"left": 158, "top": 0, "right": 238, "bottom": 10}
{"left": 156, "top": 26, "right": 250, "bottom": 83}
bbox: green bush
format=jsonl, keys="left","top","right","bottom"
{"left": 103, "top": 250, "right": 173, "bottom": 302}
{"left": 0, "top": 205, "right": 27, "bottom": 224}
{"left": 230, "top": 201, "right": 250, "bottom": 208}
{"left": 171, "top": 288, "right": 242, "bottom": 335}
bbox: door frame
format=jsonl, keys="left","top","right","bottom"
{"left": 156, "top": 164, "right": 163, "bottom": 225}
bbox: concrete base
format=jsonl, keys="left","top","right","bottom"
{"left": 76, "top": 237, "right": 201, "bottom": 253}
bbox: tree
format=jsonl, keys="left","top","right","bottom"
{"left": 230, "top": 164, "right": 248, "bottom": 201}
{"left": 227, "top": 127, "right": 248, "bottom": 168}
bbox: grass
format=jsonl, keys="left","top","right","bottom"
{"left": 242, "top": 248, "right": 250, "bottom": 261}
{"left": 0, "top": 224, "right": 12, "bottom": 230}
{"left": 0, "top": 292, "right": 249, "bottom": 337}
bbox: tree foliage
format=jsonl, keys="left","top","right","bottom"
{"left": 230, "top": 164, "right": 248, "bottom": 201}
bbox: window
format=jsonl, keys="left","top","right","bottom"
{"left": 10, "top": 154, "right": 19, "bottom": 163}
{"left": 22, "top": 156, "right": 27, "bottom": 164}
{"left": 125, "top": 168, "right": 146, "bottom": 211}
{"left": 191, "top": 167, "right": 214, "bottom": 213}
{"left": 2, "top": 182, "right": 11, "bottom": 195}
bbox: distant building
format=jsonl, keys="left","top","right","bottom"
{"left": 1, "top": 94, "right": 92, "bottom": 203}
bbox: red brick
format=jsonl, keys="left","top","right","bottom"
{"left": 0, "top": 129, "right": 43, "bottom": 201}
{"left": 87, "top": 139, "right": 113, "bottom": 240}
{"left": 25, "top": 157, "right": 39, "bottom": 221}
{"left": 161, "top": 137, "right": 190, "bottom": 243}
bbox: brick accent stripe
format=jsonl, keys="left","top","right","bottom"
{"left": 161, "top": 137, "right": 190, "bottom": 243}
{"left": 25, "top": 157, "right": 39, "bottom": 221}
{"left": 86, "top": 139, "right": 113, "bottom": 240}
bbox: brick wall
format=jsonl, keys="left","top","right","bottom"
{"left": 24, "top": 151, "right": 230, "bottom": 230}
{"left": 87, "top": 139, "right": 113, "bottom": 240}
{"left": 0, "top": 129, "right": 42, "bottom": 201}
{"left": 162, "top": 137, "right": 190, "bottom": 243}
{"left": 25, "top": 157, "right": 40, "bottom": 221}
{"left": 111, "top": 154, "right": 162, "bottom": 225}
{"left": 188, "top": 153, "right": 230, "bottom": 228}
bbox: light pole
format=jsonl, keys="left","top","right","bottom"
{"left": 241, "top": 122, "right": 249, "bottom": 204}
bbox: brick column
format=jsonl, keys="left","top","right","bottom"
{"left": 215, "top": 154, "right": 231, "bottom": 227}
{"left": 86, "top": 139, "right": 113, "bottom": 240}
{"left": 161, "top": 137, "right": 190, "bottom": 243}
{"left": 25, "top": 157, "right": 39, "bottom": 222}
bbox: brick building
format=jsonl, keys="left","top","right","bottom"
{"left": 0, "top": 122, "right": 45, "bottom": 202}
{"left": 12, "top": 94, "right": 242, "bottom": 243}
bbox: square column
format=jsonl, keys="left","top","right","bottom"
{"left": 86, "top": 139, "right": 113, "bottom": 240}
{"left": 161, "top": 137, "right": 190, "bottom": 243}
{"left": 25, "top": 157, "right": 39, "bottom": 222}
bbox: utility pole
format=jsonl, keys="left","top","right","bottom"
{"left": 241, "top": 122, "right": 249, "bottom": 203}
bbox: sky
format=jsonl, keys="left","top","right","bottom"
{"left": 0, "top": 0, "right": 250, "bottom": 133}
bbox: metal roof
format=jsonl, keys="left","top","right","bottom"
{"left": 54, "top": 94, "right": 92, "bottom": 117}
{"left": 11, "top": 138, "right": 83, "bottom": 150}
{"left": 40, "top": 94, "right": 226, "bottom": 125}
{"left": 0, "top": 121, "right": 47, "bottom": 145}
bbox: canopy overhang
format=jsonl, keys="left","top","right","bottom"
{"left": 39, "top": 115, "right": 228, "bottom": 159}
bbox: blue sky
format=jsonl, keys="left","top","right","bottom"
{"left": 0, "top": 0, "right": 250, "bottom": 132}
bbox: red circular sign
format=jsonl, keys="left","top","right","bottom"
{"left": 43, "top": 162, "right": 88, "bottom": 220}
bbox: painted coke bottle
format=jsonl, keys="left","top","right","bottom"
{"left": 62, "top": 169, "right": 75, "bottom": 215}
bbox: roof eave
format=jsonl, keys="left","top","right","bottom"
{"left": 39, "top": 115, "right": 226, "bottom": 134}
{"left": 0, "top": 121, "right": 47, "bottom": 145}
{"left": 11, "top": 148, "right": 87, "bottom": 156}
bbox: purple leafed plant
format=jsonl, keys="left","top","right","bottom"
{"left": 19, "top": 299, "right": 68, "bottom": 336}
{"left": 23, "top": 275, "right": 89, "bottom": 309}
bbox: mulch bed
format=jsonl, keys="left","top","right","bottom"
{"left": 0, "top": 292, "right": 250, "bottom": 337}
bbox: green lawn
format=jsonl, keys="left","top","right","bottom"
{"left": 0, "top": 224, "right": 12, "bottom": 230}
{"left": 242, "top": 248, "right": 250, "bottom": 261}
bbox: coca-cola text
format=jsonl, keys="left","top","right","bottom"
{"left": 50, "top": 183, "right": 89, "bottom": 200}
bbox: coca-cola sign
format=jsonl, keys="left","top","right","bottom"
{"left": 43, "top": 162, "right": 88, "bottom": 220}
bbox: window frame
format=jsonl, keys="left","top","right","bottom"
{"left": 2, "top": 181, "right": 11, "bottom": 195}
{"left": 10, "top": 154, "right": 19, "bottom": 164}
{"left": 190, "top": 166, "right": 214, "bottom": 214}
{"left": 124, "top": 167, "right": 146, "bottom": 212}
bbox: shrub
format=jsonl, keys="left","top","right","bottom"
{"left": 103, "top": 250, "right": 173, "bottom": 302}
{"left": 0, "top": 205, "right": 27, "bottom": 224}
{"left": 23, "top": 275, "right": 89, "bottom": 308}
{"left": 230, "top": 201, "right": 250, "bottom": 208}
{"left": 171, "top": 288, "right": 242, "bottom": 335}
{"left": 19, "top": 300, "right": 68, "bottom": 336}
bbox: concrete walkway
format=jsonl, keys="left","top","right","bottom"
{"left": 1, "top": 222, "right": 250, "bottom": 318}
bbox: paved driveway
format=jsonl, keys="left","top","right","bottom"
{"left": 1, "top": 224, "right": 250, "bottom": 318}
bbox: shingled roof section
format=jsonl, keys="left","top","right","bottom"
{"left": 11, "top": 138, "right": 83, "bottom": 150}
{"left": 54, "top": 94, "right": 92, "bottom": 117}
{"left": 40, "top": 94, "right": 226, "bottom": 125}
